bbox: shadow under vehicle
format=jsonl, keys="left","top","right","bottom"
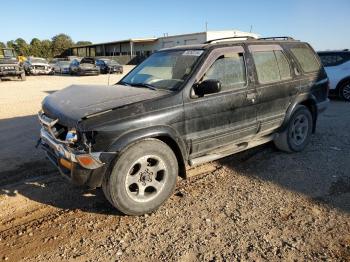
{"left": 38, "top": 36, "right": 329, "bottom": 215}
{"left": 0, "top": 48, "right": 25, "bottom": 81}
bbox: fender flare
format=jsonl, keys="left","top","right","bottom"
{"left": 107, "top": 125, "right": 188, "bottom": 177}
{"left": 280, "top": 94, "right": 318, "bottom": 132}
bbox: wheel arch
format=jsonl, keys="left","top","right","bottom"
{"left": 336, "top": 76, "right": 350, "bottom": 91}
{"left": 107, "top": 126, "right": 188, "bottom": 179}
{"left": 281, "top": 94, "right": 318, "bottom": 133}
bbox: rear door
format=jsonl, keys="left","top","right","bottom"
{"left": 249, "top": 44, "right": 299, "bottom": 135}
{"left": 183, "top": 46, "right": 258, "bottom": 158}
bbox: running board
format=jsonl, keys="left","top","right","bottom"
{"left": 189, "top": 134, "right": 275, "bottom": 166}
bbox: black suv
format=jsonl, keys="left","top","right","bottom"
{"left": 38, "top": 36, "right": 329, "bottom": 215}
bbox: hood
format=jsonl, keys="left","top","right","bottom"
{"left": 42, "top": 84, "right": 169, "bottom": 127}
{"left": 79, "top": 63, "right": 95, "bottom": 68}
{"left": 30, "top": 62, "right": 49, "bottom": 66}
{"left": 0, "top": 58, "right": 18, "bottom": 65}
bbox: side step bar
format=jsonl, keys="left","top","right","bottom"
{"left": 189, "top": 134, "right": 275, "bottom": 166}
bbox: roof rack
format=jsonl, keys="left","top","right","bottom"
{"left": 205, "top": 36, "right": 256, "bottom": 44}
{"left": 258, "top": 36, "right": 295, "bottom": 41}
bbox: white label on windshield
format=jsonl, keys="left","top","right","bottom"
{"left": 182, "top": 50, "right": 203, "bottom": 56}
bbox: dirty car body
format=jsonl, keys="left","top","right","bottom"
{"left": 38, "top": 37, "right": 329, "bottom": 214}
{"left": 0, "top": 48, "right": 25, "bottom": 80}
{"left": 69, "top": 57, "right": 100, "bottom": 76}
{"left": 24, "top": 57, "right": 54, "bottom": 75}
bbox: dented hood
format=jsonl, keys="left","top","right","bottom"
{"left": 42, "top": 84, "right": 168, "bottom": 127}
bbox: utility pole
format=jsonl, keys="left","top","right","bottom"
{"left": 249, "top": 25, "right": 253, "bottom": 33}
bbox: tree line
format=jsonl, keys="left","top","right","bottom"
{"left": 0, "top": 34, "right": 92, "bottom": 59}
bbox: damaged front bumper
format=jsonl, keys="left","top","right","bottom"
{"left": 38, "top": 112, "right": 111, "bottom": 187}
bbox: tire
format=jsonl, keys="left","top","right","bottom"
{"left": 20, "top": 72, "right": 26, "bottom": 81}
{"left": 274, "top": 105, "right": 313, "bottom": 153}
{"left": 102, "top": 139, "right": 178, "bottom": 215}
{"left": 339, "top": 81, "right": 350, "bottom": 102}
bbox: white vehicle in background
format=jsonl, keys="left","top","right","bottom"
{"left": 318, "top": 50, "right": 350, "bottom": 101}
{"left": 23, "top": 57, "right": 54, "bottom": 75}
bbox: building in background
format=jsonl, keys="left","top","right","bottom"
{"left": 68, "top": 30, "right": 259, "bottom": 64}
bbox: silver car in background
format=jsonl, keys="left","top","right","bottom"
{"left": 53, "top": 60, "right": 71, "bottom": 74}
{"left": 23, "top": 57, "right": 54, "bottom": 75}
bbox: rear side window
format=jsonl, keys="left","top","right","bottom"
{"left": 203, "top": 53, "right": 246, "bottom": 91}
{"left": 252, "top": 50, "right": 291, "bottom": 83}
{"left": 318, "top": 53, "right": 347, "bottom": 67}
{"left": 290, "top": 46, "right": 320, "bottom": 73}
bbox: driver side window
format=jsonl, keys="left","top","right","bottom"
{"left": 203, "top": 52, "right": 246, "bottom": 91}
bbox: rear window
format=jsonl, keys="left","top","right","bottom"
{"left": 290, "top": 45, "right": 320, "bottom": 73}
{"left": 252, "top": 50, "right": 291, "bottom": 84}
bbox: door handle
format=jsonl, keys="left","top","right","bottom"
{"left": 247, "top": 92, "right": 257, "bottom": 103}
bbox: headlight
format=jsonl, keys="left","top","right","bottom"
{"left": 65, "top": 129, "right": 78, "bottom": 143}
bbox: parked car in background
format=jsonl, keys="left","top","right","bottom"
{"left": 318, "top": 50, "right": 350, "bottom": 101}
{"left": 23, "top": 57, "right": 54, "bottom": 75}
{"left": 96, "top": 58, "right": 123, "bottom": 74}
{"left": 38, "top": 36, "right": 329, "bottom": 215}
{"left": 53, "top": 60, "right": 71, "bottom": 74}
{"left": 69, "top": 57, "right": 99, "bottom": 76}
{"left": 0, "top": 48, "right": 25, "bottom": 81}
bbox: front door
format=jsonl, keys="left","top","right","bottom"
{"left": 183, "top": 46, "right": 258, "bottom": 159}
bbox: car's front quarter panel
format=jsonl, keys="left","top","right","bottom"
{"left": 79, "top": 90, "right": 186, "bottom": 155}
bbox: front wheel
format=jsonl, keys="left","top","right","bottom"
{"left": 102, "top": 139, "right": 178, "bottom": 215}
{"left": 274, "top": 105, "right": 313, "bottom": 153}
{"left": 339, "top": 81, "right": 350, "bottom": 102}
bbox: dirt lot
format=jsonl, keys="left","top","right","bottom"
{"left": 0, "top": 73, "right": 349, "bottom": 261}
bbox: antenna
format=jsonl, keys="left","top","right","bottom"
{"left": 249, "top": 25, "right": 253, "bottom": 33}
{"left": 205, "top": 21, "right": 208, "bottom": 32}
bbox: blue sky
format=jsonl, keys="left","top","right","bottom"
{"left": 1, "top": 0, "right": 349, "bottom": 50}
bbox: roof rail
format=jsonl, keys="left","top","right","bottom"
{"left": 258, "top": 36, "right": 295, "bottom": 41}
{"left": 205, "top": 36, "right": 256, "bottom": 44}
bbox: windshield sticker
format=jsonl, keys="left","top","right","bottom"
{"left": 182, "top": 50, "right": 203, "bottom": 56}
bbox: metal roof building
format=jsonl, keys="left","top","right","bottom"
{"left": 69, "top": 30, "right": 259, "bottom": 64}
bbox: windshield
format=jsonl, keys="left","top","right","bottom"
{"left": 2, "top": 49, "right": 15, "bottom": 58}
{"left": 121, "top": 50, "right": 203, "bottom": 90}
{"left": 81, "top": 58, "right": 94, "bottom": 64}
{"left": 59, "top": 61, "right": 70, "bottom": 66}
{"left": 102, "top": 59, "right": 119, "bottom": 65}
{"left": 31, "top": 58, "right": 47, "bottom": 63}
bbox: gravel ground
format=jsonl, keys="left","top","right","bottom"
{"left": 0, "top": 74, "right": 349, "bottom": 261}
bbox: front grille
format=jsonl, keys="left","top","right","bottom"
{"left": 34, "top": 65, "right": 46, "bottom": 70}
{"left": 1, "top": 66, "right": 16, "bottom": 71}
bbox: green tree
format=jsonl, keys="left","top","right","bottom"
{"left": 30, "top": 38, "right": 42, "bottom": 57}
{"left": 51, "top": 34, "right": 74, "bottom": 57}
{"left": 40, "top": 40, "right": 52, "bottom": 58}
{"left": 6, "top": 40, "right": 15, "bottom": 49}
{"left": 0, "top": 42, "right": 5, "bottom": 49}
{"left": 75, "top": 41, "right": 92, "bottom": 46}
{"left": 14, "top": 38, "right": 30, "bottom": 56}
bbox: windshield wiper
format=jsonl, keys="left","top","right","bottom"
{"left": 129, "top": 82, "right": 157, "bottom": 90}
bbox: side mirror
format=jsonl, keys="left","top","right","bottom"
{"left": 193, "top": 79, "right": 221, "bottom": 97}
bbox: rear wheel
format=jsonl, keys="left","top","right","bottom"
{"left": 274, "top": 105, "right": 313, "bottom": 153}
{"left": 339, "top": 81, "right": 350, "bottom": 102}
{"left": 102, "top": 139, "right": 178, "bottom": 215}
